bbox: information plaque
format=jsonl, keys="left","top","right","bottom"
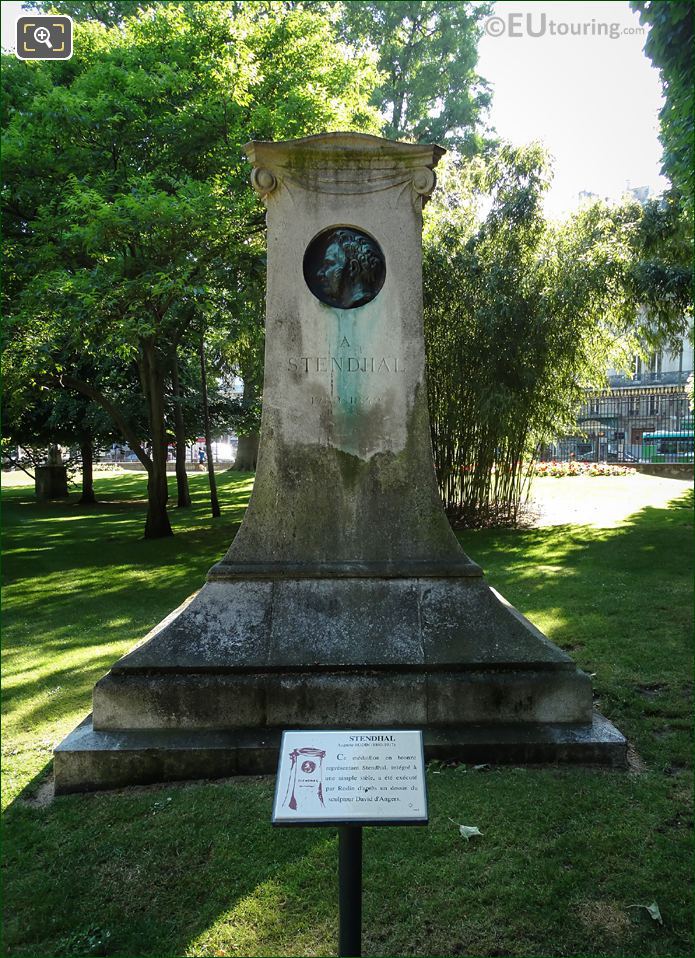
{"left": 272, "top": 730, "right": 427, "bottom": 825}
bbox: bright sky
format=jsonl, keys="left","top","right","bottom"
{"left": 477, "top": 0, "right": 668, "bottom": 217}
{"left": 2, "top": 0, "right": 33, "bottom": 50}
{"left": 1, "top": 0, "right": 668, "bottom": 219}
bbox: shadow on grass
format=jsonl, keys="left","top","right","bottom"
{"left": 2, "top": 482, "right": 693, "bottom": 957}
{"left": 4, "top": 754, "right": 693, "bottom": 958}
{"left": 2, "top": 472, "right": 254, "bottom": 739}
{"left": 4, "top": 759, "right": 341, "bottom": 958}
{"left": 460, "top": 488, "right": 693, "bottom": 769}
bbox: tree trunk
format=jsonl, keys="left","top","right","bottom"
{"left": 391, "top": 89, "right": 406, "bottom": 138}
{"left": 170, "top": 349, "right": 192, "bottom": 507}
{"left": 141, "top": 339, "right": 173, "bottom": 539}
{"left": 79, "top": 437, "right": 97, "bottom": 504}
{"left": 144, "top": 464, "right": 173, "bottom": 537}
{"left": 231, "top": 373, "right": 259, "bottom": 472}
{"left": 233, "top": 434, "right": 259, "bottom": 471}
{"left": 56, "top": 374, "right": 161, "bottom": 538}
{"left": 199, "top": 336, "right": 221, "bottom": 518}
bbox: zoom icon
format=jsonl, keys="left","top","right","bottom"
{"left": 16, "top": 16, "right": 73, "bottom": 60}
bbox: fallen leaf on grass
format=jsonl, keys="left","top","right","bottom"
{"left": 627, "top": 901, "right": 663, "bottom": 924}
{"left": 448, "top": 818, "right": 483, "bottom": 841}
{"left": 646, "top": 902, "right": 663, "bottom": 924}
{"left": 646, "top": 901, "right": 664, "bottom": 925}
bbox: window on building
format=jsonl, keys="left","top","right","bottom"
{"left": 648, "top": 351, "right": 662, "bottom": 378}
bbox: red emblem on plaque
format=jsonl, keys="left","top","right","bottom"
{"left": 282, "top": 747, "right": 326, "bottom": 810}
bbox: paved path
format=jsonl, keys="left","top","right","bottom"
{"left": 527, "top": 474, "right": 692, "bottom": 528}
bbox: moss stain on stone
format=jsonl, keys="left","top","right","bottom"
{"left": 224, "top": 384, "right": 466, "bottom": 567}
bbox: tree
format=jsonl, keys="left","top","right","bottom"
{"left": 1, "top": 373, "right": 116, "bottom": 504}
{"left": 169, "top": 342, "right": 192, "bottom": 508}
{"left": 223, "top": 274, "right": 265, "bottom": 471}
{"left": 423, "top": 146, "right": 691, "bottom": 527}
{"left": 3, "top": 1, "right": 380, "bottom": 537}
{"left": 198, "top": 328, "right": 220, "bottom": 518}
{"left": 31, "top": 1, "right": 159, "bottom": 27}
{"left": 340, "top": 0, "right": 493, "bottom": 148}
{"left": 630, "top": 1, "right": 694, "bottom": 214}
{"left": 623, "top": 189, "right": 693, "bottom": 351}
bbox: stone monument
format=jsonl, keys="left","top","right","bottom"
{"left": 35, "top": 446, "right": 69, "bottom": 500}
{"left": 54, "top": 133, "right": 625, "bottom": 793}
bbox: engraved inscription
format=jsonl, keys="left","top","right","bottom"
{"left": 310, "top": 395, "right": 383, "bottom": 406}
{"left": 287, "top": 356, "right": 404, "bottom": 373}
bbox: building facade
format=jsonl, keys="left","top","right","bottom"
{"left": 543, "top": 336, "right": 693, "bottom": 463}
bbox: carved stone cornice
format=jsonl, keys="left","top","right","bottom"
{"left": 245, "top": 131, "right": 444, "bottom": 203}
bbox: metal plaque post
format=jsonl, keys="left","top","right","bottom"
{"left": 338, "top": 826, "right": 363, "bottom": 957}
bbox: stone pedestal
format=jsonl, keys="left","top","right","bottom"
{"left": 55, "top": 133, "right": 625, "bottom": 793}
{"left": 35, "top": 465, "right": 69, "bottom": 500}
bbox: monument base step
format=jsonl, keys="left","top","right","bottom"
{"left": 92, "top": 666, "right": 594, "bottom": 730}
{"left": 54, "top": 712, "right": 627, "bottom": 794}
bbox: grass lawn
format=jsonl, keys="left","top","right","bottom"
{"left": 2, "top": 469, "right": 692, "bottom": 957}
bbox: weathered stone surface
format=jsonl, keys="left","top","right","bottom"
{"left": 105, "top": 578, "right": 574, "bottom": 675}
{"left": 93, "top": 673, "right": 267, "bottom": 730}
{"left": 54, "top": 712, "right": 626, "bottom": 794}
{"left": 115, "top": 581, "right": 273, "bottom": 671}
{"left": 267, "top": 579, "right": 423, "bottom": 668}
{"left": 93, "top": 666, "right": 590, "bottom": 732}
{"left": 35, "top": 465, "right": 69, "bottom": 500}
{"left": 218, "top": 133, "right": 469, "bottom": 577}
{"left": 423, "top": 714, "right": 627, "bottom": 768}
{"left": 92, "top": 579, "right": 592, "bottom": 733}
{"left": 54, "top": 132, "right": 626, "bottom": 793}
{"left": 265, "top": 673, "right": 428, "bottom": 727}
{"left": 426, "top": 670, "right": 592, "bottom": 725}
{"left": 420, "top": 582, "right": 576, "bottom": 668}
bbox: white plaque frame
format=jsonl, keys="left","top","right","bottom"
{"left": 272, "top": 729, "right": 428, "bottom": 826}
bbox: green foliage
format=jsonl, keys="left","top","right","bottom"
{"left": 3, "top": 0, "right": 381, "bottom": 536}
{"left": 423, "top": 145, "right": 691, "bottom": 527}
{"left": 631, "top": 1, "right": 694, "bottom": 214}
{"left": 32, "top": 1, "right": 159, "bottom": 26}
{"left": 340, "top": 0, "right": 492, "bottom": 148}
{"left": 624, "top": 190, "right": 693, "bottom": 350}
{"left": 1, "top": 384, "right": 115, "bottom": 463}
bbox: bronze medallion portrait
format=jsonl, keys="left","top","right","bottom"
{"left": 303, "top": 227, "right": 386, "bottom": 309}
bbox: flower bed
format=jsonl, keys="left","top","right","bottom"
{"left": 532, "top": 460, "right": 636, "bottom": 478}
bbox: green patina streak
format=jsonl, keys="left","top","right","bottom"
{"left": 334, "top": 303, "right": 364, "bottom": 412}
{"left": 225, "top": 384, "right": 465, "bottom": 566}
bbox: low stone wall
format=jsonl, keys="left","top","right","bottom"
{"left": 620, "top": 462, "right": 694, "bottom": 480}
